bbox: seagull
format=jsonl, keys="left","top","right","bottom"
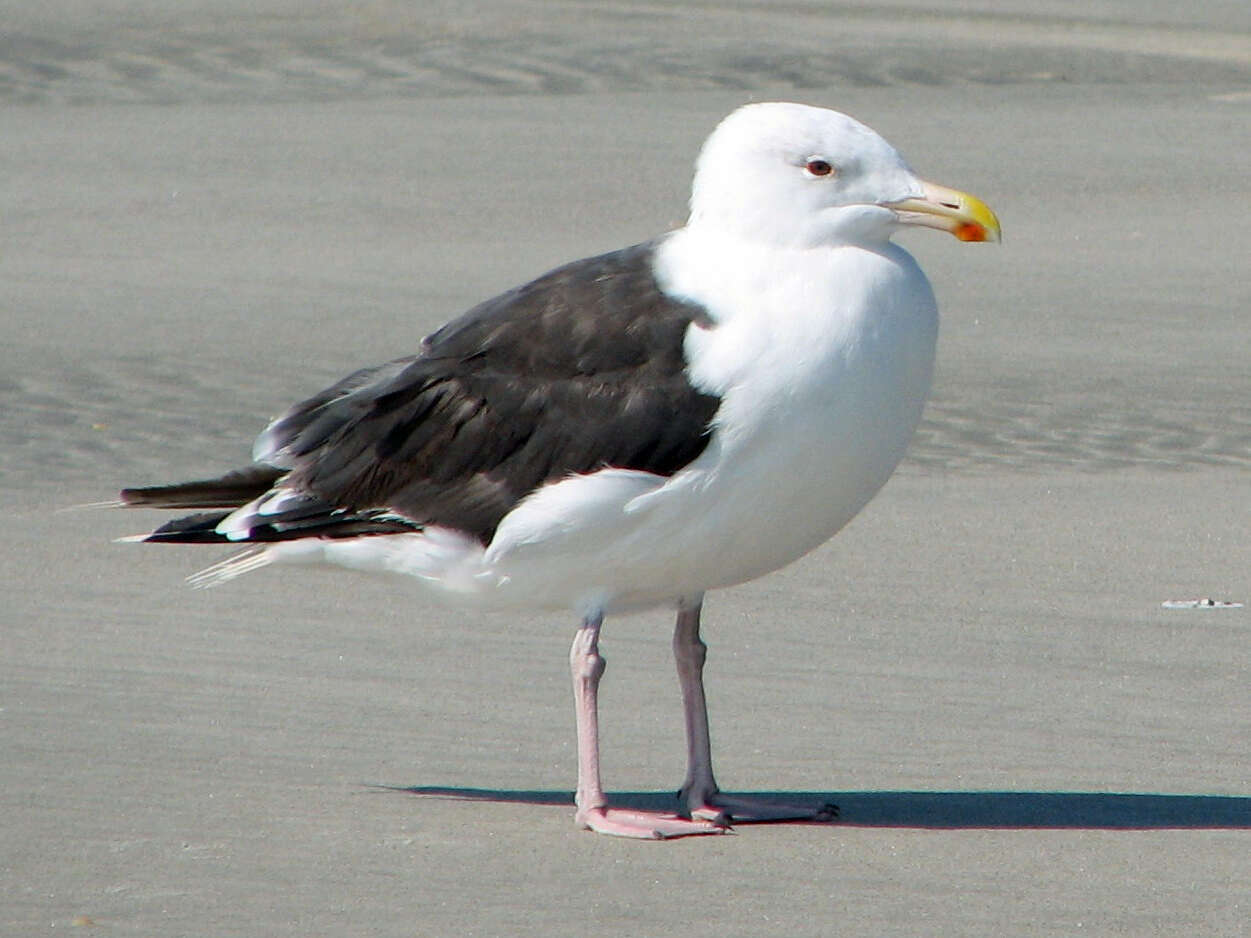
{"left": 120, "top": 102, "right": 1000, "bottom": 839}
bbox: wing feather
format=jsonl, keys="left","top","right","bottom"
{"left": 128, "top": 239, "right": 721, "bottom": 547}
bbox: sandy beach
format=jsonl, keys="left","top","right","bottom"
{"left": 3, "top": 2, "right": 1249, "bottom": 934}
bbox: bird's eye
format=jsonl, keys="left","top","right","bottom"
{"left": 804, "top": 158, "right": 835, "bottom": 178}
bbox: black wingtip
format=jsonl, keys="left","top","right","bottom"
{"left": 137, "top": 511, "right": 236, "bottom": 543}
{"left": 119, "top": 464, "right": 283, "bottom": 509}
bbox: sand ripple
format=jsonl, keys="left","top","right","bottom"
{"left": 2, "top": 27, "right": 1246, "bottom": 106}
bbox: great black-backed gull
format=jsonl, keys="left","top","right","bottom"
{"left": 120, "top": 102, "right": 1000, "bottom": 839}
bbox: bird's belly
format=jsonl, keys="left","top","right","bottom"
{"left": 663, "top": 357, "right": 930, "bottom": 592}
{"left": 480, "top": 294, "right": 936, "bottom": 613}
{"left": 305, "top": 366, "right": 927, "bottom": 616}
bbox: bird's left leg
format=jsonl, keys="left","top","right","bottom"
{"left": 673, "top": 597, "right": 839, "bottom": 825}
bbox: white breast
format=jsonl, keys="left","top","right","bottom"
{"left": 474, "top": 230, "right": 938, "bottom": 611}
{"left": 646, "top": 229, "right": 938, "bottom": 584}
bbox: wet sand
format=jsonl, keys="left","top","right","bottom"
{"left": 3, "top": 2, "right": 1249, "bottom": 934}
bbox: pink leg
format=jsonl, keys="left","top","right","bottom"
{"left": 570, "top": 612, "right": 727, "bottom": 839}
{"left": 674, "top": 598, "right": 719, "bottom": 814}
{"left": 674, "top": 598, "right": 838, "bottom": 825}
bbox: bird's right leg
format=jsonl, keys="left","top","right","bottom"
{"left": 673, "top": 599, "right": 839, "bottom": 825}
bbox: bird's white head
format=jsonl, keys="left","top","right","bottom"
{"left": 688, "top": 102, "right": 1000, "bottom": 249}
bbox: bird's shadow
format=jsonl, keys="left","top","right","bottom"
{"left": 382, "top": 786, "right": 1251, "bottom": 830}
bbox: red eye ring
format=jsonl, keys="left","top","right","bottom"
{"left": 805, "top": 158, "right": 834, "bottom": 177}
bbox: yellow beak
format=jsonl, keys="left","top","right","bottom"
{"left": 889, "top": 180, "right": 1001, "bottom": 243}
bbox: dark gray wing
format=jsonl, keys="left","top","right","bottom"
{"left": 209, "top": 238, "right": 721, "bottom": 545}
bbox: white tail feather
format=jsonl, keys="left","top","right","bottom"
{"left": 187, "top": 547, "right": 274, "bottom": 589}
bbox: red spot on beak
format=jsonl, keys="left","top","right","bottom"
{"left": 954, "top": 222, "right": 987, "bottom": 242}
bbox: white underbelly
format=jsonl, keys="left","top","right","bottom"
{"left": 480, "top": 267, "right": 937, "bottom": 612}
